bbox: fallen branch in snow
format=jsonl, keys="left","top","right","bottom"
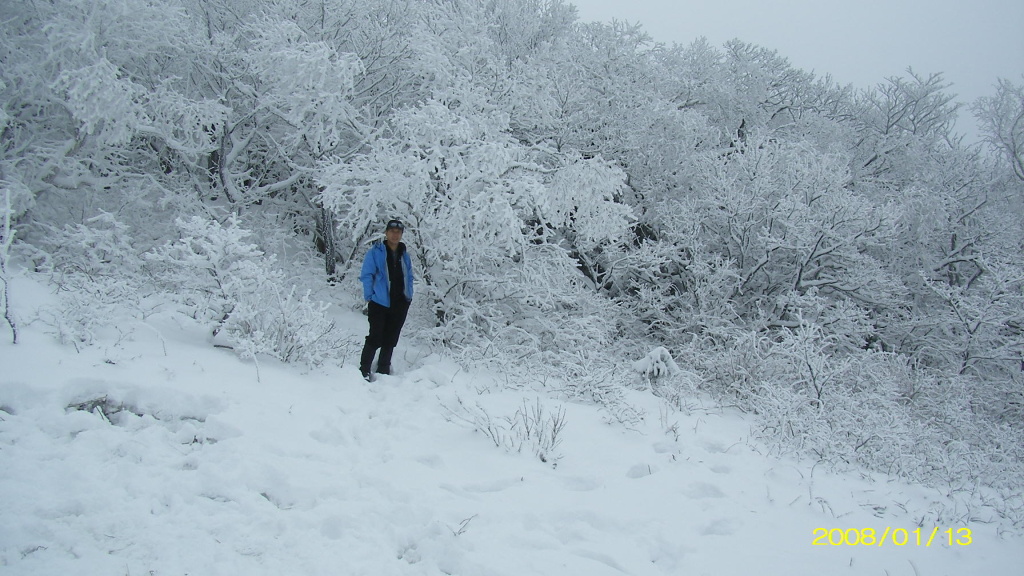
{"left": 448, "top": 514, "right": 478, "bottom": 537}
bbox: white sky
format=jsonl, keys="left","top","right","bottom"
{"left": 569, "top": 0, "right": 1024, "bottom": 139}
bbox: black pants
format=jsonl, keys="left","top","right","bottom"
{"left": 359, "top": 300, "right": 410, "bottom": 373}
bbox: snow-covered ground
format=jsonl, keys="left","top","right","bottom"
{"left": 1, "top": 275, "right": 1021, "bottom": 575}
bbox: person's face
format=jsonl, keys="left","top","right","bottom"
{"left": 386, "top": 227, "right": 403, "bottom": 245}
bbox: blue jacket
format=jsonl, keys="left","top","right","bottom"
{"left": 360, "top": 241, "right": 414, "bottom": 307}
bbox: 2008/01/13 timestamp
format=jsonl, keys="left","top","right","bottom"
{"left": 812, "top": 527, "right": 972, "bottom": 547}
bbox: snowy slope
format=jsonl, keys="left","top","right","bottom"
{"left": 1, "top": 275, "right": 1021, "bottom": 575}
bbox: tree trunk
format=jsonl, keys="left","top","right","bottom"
{"left": 316, "top": 207, "right": 338, "bottom": 281}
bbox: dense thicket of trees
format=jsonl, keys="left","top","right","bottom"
{"left": 3, "top": 0, "right": 1022, "bottom": 523}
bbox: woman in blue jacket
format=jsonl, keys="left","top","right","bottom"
{"left": 358, "top": 219, "right": 414, "bottom": 381}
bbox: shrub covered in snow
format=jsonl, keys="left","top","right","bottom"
{"left": 677, "top": 322, "right": 1024, "bottom": 525}
{"left": 145, "top": 216, "right": 347, "bottom": 368}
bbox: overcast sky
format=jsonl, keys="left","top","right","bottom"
{"left": 569, "top": 0, "right": 1024, "bottom": 140}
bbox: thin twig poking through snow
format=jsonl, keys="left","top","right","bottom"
{"left": 449, "top": 514, "right": 478, "bottom": 537}
{"left": 441, "top": 395, "right": 567, "bottom": 466}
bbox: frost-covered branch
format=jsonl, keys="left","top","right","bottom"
{"left": 1, "top": 183, "right": 18, "bottom": 343}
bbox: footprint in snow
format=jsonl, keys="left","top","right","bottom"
{"left": 626, "top": 463, "right": 659, "bottom": 478}
{"left": 562, "top": 476, "right": 602, "bottom": 491}
{"left": 461, "top": 477, "right": 523, "bottom": 493}
{"left": 699, "top": 517, "right": 740, "bottom": 536}
{"left": 683, "top": 482, "right": 724, "bottom": 499}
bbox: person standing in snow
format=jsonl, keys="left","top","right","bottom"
{"left": 358, "top": 219, "right": 414, "bottom": 381}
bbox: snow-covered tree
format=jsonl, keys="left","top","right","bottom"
{"left": 0, "top": 181, "right": 24, "bottom": 343}
{"left": 973, "top": 77, "right": 1024, "bottom": 182}
{"left": 2, "top": 0, "right": 1021, "bottom": 517}
{"left": 849, "top": 69, "right": 963, "bottom": 187}
{"left": 619, "top": 134, "right": 903, "bottom": 349}
{"left": 319, "top": 88, "right": 632, "bottom": 344}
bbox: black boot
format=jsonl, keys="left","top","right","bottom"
{"left": 360, "top": 343, "right": 377, "bottom": 381}
{"left": 376, "top": 346, "right": 394, "bottom": 375}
